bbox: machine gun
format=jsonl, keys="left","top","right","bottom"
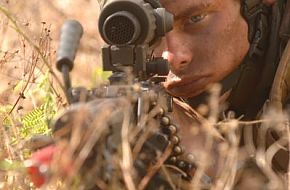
{"left": 27, "top": 0, "right": 195, "bottom": 189}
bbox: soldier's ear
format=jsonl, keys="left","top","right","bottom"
{"left": 263, "top": 0, "right": 276, "bottom": 6}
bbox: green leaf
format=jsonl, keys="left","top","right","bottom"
{"left": 0, "top": 105, "right": 14, "bottom": 126}
{"left": 0, "top": 159, "right": 25, "bottom": 171}
{"left": 92, "top": 68, "right": 111, "bottom": 86}
{"left": 13, "top": 80, "right": 25, "bottom": 94}
{"left": 21, "top": 103, "right": 54, "bottom": 138}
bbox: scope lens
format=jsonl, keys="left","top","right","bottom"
{"left": 103, "top": 12, "right": 140, "bottom": 45}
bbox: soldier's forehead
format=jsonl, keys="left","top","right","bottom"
{"left": 160, "top": 0, "right": 214, "bottom": 8}
{"left": 160, "top": 0, "right": 215, "bottom": 17}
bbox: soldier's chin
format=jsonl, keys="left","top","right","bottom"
{"left": 165, "top": 86, "right": 204, "bottom": 98}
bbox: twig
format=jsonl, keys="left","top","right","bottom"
{"left": 121, "top": 104, "right": 136, "bottom": 190}
{"left": 0, "top": 5, "right": 65, "bottom": 109}
{"left": 138, "top": 144, "right": 173, "bottom": 190}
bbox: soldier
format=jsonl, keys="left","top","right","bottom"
{"left": 27, "top": 0, "right": 290, "bottom": 189}
{"left": 157, "top": 0, "right": 290, "bottom": 188}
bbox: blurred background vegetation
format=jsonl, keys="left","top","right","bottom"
{"left": 0, "top": 0, "right": 106, "bottom": 188}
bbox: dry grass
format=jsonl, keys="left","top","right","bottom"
{"left": 36, "top": 84, "right": 290, "bottom": 190}
{"left": 0, "top": 0, "right": 102, "bottom": 189}
{"left": 0, "top": 0, "right": 289, "bottom": 190}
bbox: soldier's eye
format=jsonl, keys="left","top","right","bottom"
{"left": 188, "top": 14, "right": 207, "bottom": 24}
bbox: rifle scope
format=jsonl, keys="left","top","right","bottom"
{"left": 98, "top": 0, "right": 173, "bottom": 46}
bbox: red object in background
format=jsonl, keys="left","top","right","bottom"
{"left": 26, "top": 145, "right": 57, "bottom": 188}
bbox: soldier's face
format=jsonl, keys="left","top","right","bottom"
{"left": 157, "top": 0, "right": 250, "bottom": 98}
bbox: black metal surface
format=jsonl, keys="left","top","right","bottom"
{"left": 56, "top": 20, "right": 83, "bottom": 72}
{"left": 103, "top": 12, "right": 140, "bottom": 45}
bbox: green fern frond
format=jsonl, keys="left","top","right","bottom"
{"left": 20, "top": 70, "right": 59, "bottom": 138}
{"left": 21, "top": 103, "right": 54, "bottom": 138}
{"left": 22, "top": 105, "right": 45, "bottom": 126}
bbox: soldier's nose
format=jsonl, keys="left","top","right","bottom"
{"left": 164, "top": 32, "right": 192, "bottom": 75}
{"left": 162, "top": 49, "right": 192, "bottom": 75}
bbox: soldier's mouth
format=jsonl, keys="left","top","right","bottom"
{"left": 164, "top": 72, "right": 210, "bottom": 97}
{"left": 167, "top": 71, "right": 182, "bottom": 82}
{"left": 166, "top": 72, "right": 209, "bottom": 87}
